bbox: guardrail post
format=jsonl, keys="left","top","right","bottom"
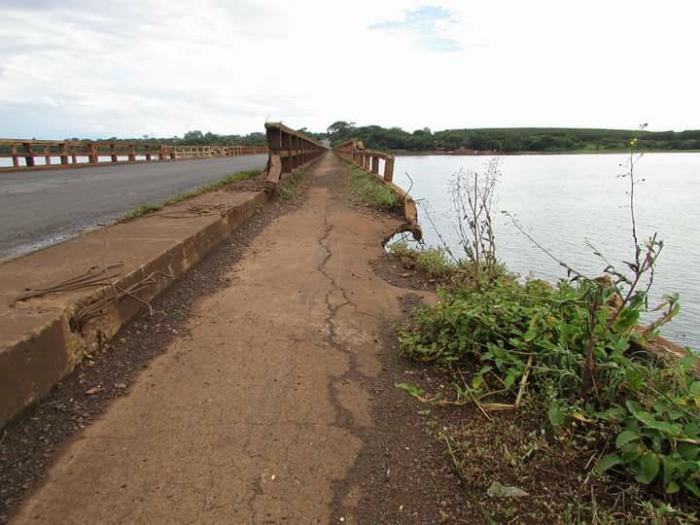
{"left": 10, "top": 145, "right": 19, "bottom": 168}
{"left": 145, "top": 145, "right": 152, "bottom": 162}
{"left": 110, "top": 143, "right": 118, "bottom": 162}
{"left": 59, "top": 143, "right": 69, "bottom": 165}
{"left": 44, "top": 145, "right": 52, "bottom": 166}
{"left": 70, "top": 145, "right": 77, "bottom": 164}
{"left": 384, "top": 157, "right": 394, "bottom": 182}
{"left": 169, "top": 146, "right": 176, "bottom": 160}
{"left": 23, "top": 142, "right": 35, "bottom": 167}
{"left": 128, "top": 144, "right": 136, "bottom": 162}
{"left": 88, "top": 143, "right": 98, "bottom": 164}
{"left": 158, "top": 145, "right": 165, "bottom": 161}
{"left": 371, "top": 156, "right": 379, "bottom": 175}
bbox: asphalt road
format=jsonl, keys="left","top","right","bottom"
{"left": 0, "top": 155, "right": 267, "bottom": 260}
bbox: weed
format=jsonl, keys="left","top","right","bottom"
{"left": 278, "top": 169, "right": 304, "bottom": 200}
{"left": 388, "top": 241, "right": 455, "bottom": 279}
{"left": 345, "top": 166, "right": 399, "bottom": 209}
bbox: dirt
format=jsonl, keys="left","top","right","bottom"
{"left": 369, "top": 252, "right": 439, "bottom": 293}
{"left": 2, "top": 153, "right": 476, "bottom": 524}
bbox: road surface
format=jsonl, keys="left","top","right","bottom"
{"left": 0, "top": 155, "right": 267, "bottom": 260}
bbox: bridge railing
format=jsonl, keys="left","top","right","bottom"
{"left": 264, "top": 123, "right": 326, "bottom": 188}
{"left": 333, "top": 139, "right": 395, "bottom": 183}
{"left": 333, "top": 138, "right": 421, "bottom": 240}
{"left": 0, "top": 139, "right": 267, "bottom": 172}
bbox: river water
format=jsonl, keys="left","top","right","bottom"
{"left": 393, "top": 153, "right": 700, "bottom": 350}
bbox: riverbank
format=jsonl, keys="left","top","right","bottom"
{"left": 385, "top": 240, "right": 699, "bottom": 523}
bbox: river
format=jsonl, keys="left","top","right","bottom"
{"left": 393, "top": 153, "right": 700, "bottom": 350}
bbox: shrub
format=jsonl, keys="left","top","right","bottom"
{"left": 399, "top": 275, "right": 699, "bottom": 497}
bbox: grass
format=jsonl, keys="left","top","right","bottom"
{"left": 388, "top": 240, "right": 455, "bottom": 279}
{"left": 388, "top": 240, "right": 507, "bottom": 282}
{"left": 345, "top": 165, "right": 400, "bottom": 210}
{"left": 278, "top": 168, "right": 305, "bottom": 200}
{"left": 120, "top": 169, "right": 260, "bottom": 221}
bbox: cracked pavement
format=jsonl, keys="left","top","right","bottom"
{"left": 10, "top": 153, "right": 412, "bottom": 524}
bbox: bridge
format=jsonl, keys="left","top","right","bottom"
{"left": 0, "top": 123, "right": 427, "bottom": 524}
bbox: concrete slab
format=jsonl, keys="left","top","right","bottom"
{"left": 0, "top": 188, "right": 268, "bottom": 427}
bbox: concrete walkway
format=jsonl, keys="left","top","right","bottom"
{"left": 0, "top": 154, "right": 267, "bottom": 260}
{"left": 11, "top": 153, "right": 409, "bottom": 524}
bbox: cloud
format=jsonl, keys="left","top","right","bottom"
{"left": 0, "top": 0, "right": 698, "bottom": 137}
{"left": 370, "top": 5, "right": 461, "bottom": 52}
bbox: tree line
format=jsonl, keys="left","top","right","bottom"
{"left": 317, "top": 121, "right": 700, "bottom": 153}
{"left": 32, "top": 124, "right": 700, "bottom": 153}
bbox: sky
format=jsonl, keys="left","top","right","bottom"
{"left": 0, "top": 0, "right": 698, "bottom": 139}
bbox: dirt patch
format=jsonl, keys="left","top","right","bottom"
{"left": 370, "top": 252, "right": 439, "bottom": 292}
{"left": 0, "top": 180, "right": 309, "bottom": 524}
{"left": 224, "top": 170, "right": 269, "bottom": 192}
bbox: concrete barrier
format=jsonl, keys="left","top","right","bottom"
{"left": 0, "top": 185, "right": 269, "bottom": 428}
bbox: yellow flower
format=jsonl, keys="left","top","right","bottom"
{"left": 546, "top": 315, "right": 556, "bottom": 325}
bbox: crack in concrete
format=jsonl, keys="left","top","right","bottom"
{"left": 313, "top": 190, "right": 389, "bottom": 523}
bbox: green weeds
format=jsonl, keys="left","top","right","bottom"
{"left": 345, "top": 166, "right": 399, "bottom": 209}
{"left": 389, "top": 240, "right": 507, "bottom": 282}
{"left": 389, "top": 241, "right": 455, "bottom": 278}
{"left": 278, "top": 168, "right": 305, "bottom": 200}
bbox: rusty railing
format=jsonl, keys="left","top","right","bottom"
{"left": 0, "top": 139, "right": 267, "bottom": 172}
{"left": 263, "top": 123, "right": 326, "bottom": 188}
{"left": 333, "top": 139, "right": 395, "bottom": 183}
{"left": 333, "top": 138, "right": 421, "bottom": 240}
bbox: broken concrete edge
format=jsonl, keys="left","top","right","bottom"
{"left": 383, "top": 180, "right": 423, "bottom": 242}
{"left": 263, "top": 153, "right": 320, "bottom": 194}
{"left": 629, "top": 330, "right": 700, "bottom": 376}
{"left": 0, "top": 171, "right": 287, "bottom": 429}
{"left": 265, "top": 153, "right": 282, "bottom": 191}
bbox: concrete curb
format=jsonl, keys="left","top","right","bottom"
{"left": 0, "top": 186, "right": 269, "bottom": 428}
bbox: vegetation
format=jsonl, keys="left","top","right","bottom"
{"left": 389, "top": 242, "right": 455, "bottom": 279}
{"left": 344, "top": 165, "right": 400, "bottom": 210}
{"left": 321, "top": 121, "right": 700, "bottom": 153}
{"left": 278, "top": 168, "right": 305, "bottom": 200}
{"left": 120, "top": 169, "right": 260, "bottom": 220}
{"left": 394, "top": 140, "right": 699, "bottom": 521}
{"left": 51, "top": 130, "right": 267, "bottom": 147}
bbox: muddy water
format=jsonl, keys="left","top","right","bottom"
{"left": 393, "top": 152, "right": 700, "bottom": 349}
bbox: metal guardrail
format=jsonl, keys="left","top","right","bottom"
{"left": 333, "top": 139, "right": 395, "bottom": 182}
{"left": 0, "top": 139, "right": 267, "bottom": 172}
{"left": 263, "top": 123, "right": 326, "bottom": 188}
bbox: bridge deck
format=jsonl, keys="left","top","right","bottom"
{"left": 5, "top": 152, "right": 454, "bottom": 524}
{"left": 0, "top": 155, "right": 267, "bottom": 260}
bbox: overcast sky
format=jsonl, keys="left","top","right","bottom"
{"left": 1, "top": 0, "right": 698, "bottom": 138}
